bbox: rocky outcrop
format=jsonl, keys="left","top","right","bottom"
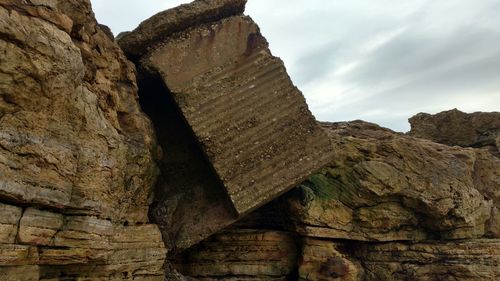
{"left": 2, "top": 0, "right": 499, "bottom": 279}
{"left": 173, "top": 230, "right": 298, "bottom": 280}
{"left": 410, "top": 109, "right": 500, "bottom": 238}
{"left": 357, "top": 239, "right": 500, "bottom": 280}
{"left": 118, "top": 0, "right": 333, "bottom": 252}
{"left": 299, "top": 239, "right": 363, "bottom": 281}
{"left": 274, "top": 121, "right": 495, "bottom": 241}
{"left": 172, "top": 120, "right": 499, "bottom": 280}
{"left": 409, "top": 109, "right": 500, "bottom": 154}
{"left": 0, "top": 0, "right": 166, "bottom": 279}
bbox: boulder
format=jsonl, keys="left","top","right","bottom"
{"left": 272, "top": 121, "right": 495, "bottom": 241}
{"left": 409, "top": 109, "right": 500, "bottom": 154}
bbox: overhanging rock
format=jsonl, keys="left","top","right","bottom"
{"left": 118, "top": 0, "right": 333, "bottom": 248}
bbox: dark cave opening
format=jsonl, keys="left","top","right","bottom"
{"left": 136, "top": 73, "right": 238, "bottom": 255}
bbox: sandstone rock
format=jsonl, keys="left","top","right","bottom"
{"left": 1, "top": 214, "right": 166, "bottom": 280}
{"left": 0, "top": 0, "right": 167, "bottom": 279}
{"left": 142, "top": 79, "right": 238, "bottom": 252}
{"left": 0, "top": 203, "right": 22, "bottom": 244}
{"left": 173, "top": 230, "right": 298, "bottom": 280}
{"left": 117, "top": 0, "right": 248, "bottom": 60}
{"left": 299, "top": 238, "right": 363, "bottom": 281}
{"left": 357, "top": 239, "right": 500, "bottom": 281}
{"left": 18, "top": 208, "right": 64, "bottom": 246}
{"left": 0, "top": 244, "right": 39, "bottom": 265}
{"left": 409, "top": 109, "right": 500, "bottom": 154}
{"left": 0, "top": 0, "right": 158, "bottom": 223}
{"left": 275, "top": 121, "right": 494, "bottom": 241}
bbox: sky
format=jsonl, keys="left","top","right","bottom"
{"left": 91, "top": 0, "right": 500, "bottom": 132}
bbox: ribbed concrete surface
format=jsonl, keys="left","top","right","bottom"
{"left": 142, "top": 16, "right": 334, "bottom": 215}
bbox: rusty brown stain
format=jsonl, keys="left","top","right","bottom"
{"left": 244, "top": 33, "right": 262, "bottom": 56}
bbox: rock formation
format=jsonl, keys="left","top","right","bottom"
{"left": 118, "top": 0, "right": 333, "bottom": 252}
{"left": 0, "top": 0, "right": 499, "bottom": 280}
{"left": 409, "top": 108, "right": 500, "bottom": 154}
{"left": 0, "top": 0, "right": 166, "bottom": 279}
{"left": 168, "top": 120, "right": 499, "bottom": 280}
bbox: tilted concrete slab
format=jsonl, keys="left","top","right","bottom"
{"left": 118, "top": 0, "right": 334, "bottom": 250}
{"left": 138, "top": 15, "right": 334, "bottom": 215}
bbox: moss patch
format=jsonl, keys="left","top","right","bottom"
{"left": 303, "top": 170, "right": 342, "bottom": 201}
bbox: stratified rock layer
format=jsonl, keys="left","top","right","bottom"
{"left": 299, "top": 238, "right": 363, "bottom": 281}
{"left": 173, "top": 230, "right": 298, "bottom": 280}
{"left": 0, "top": 0, "right": 166, "bottom": 279}
{"left": 277, "top": 121, "right": 495, "bottom": 241}
{"left": 357, "top": 239, "right": 500, "bottom": 281}
{"left": 174, "top": 119, "right": 499, "bottom": 280}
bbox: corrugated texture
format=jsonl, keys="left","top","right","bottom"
{"left": 142, "top": 16, "right": 334, "bottom": 215}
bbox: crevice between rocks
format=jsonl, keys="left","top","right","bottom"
{"left": 136, "top": 72, "right": 238, "bottom": 256}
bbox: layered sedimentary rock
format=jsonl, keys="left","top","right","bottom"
{"left": 410, "top": 109, "right": 500, "bottom": 238}
{"left": 118, "top": 0, "right": 333, "bottom": 251}
{"left": 173, "top": 230, "right": 298, "bottom": 280}
{"left": 409, "top": 108, "right": 500, "bottom": 153}
{"left": 2, "top": 0, "right": 499, "bottom": 279}
{"left": 0, "top": 0, "right": 166, "bottom": 279}
{"left": 357, "top": 239, "right": 500, "bottom": 281}
{"left": 299, "top": 238, "right": 363, "bottom": 281}
{"left": 274, "top": 121, "right": 496, "bottom": 241}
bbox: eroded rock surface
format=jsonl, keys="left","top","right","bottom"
{"left": 357, "top": 239, "right": 500, "bottom": 281}
{"left": 299, "top": 238, "right": 363, "bottom": 281}
{"left": 117, "top": 0, "right": 248, "bottom": 60}
{"left": 409, "top": 109, "right": 500, "bottom": 154}
{"left": 0, "top": 0, "right": 166, "bottom": 279}
{"left": 135, "top": 14, "right": 333, "bottom": 216}
{"left": 173, "top": 120, "right": 499, "bottom": 280}
{"left": 173, "top": 230, "right": 298, "bottom": 280}
{"left": 275, "top": 121, "right": 495, "bottom": 241}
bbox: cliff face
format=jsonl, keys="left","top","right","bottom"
{"left": 172, "top": 120, "right": 499, "bottom": 281}
{"left": 0, "top": 0, "right": 166, "bottom": 279}
{"left": 0, "top": 0, "right": 499, "bottom": 280}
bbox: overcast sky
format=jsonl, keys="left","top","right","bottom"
{"left": 91, "top": 0, "right": 500, "bottom": 132}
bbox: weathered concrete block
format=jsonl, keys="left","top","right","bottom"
{"left": 118, "top": 0, "right": 333, "bottom": 252}
{"left": 139, "top": 15, "right": 333, "bottom": 216}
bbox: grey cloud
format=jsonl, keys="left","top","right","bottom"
{"left": 91, "top": 0, "right": 500, "bottom": 132}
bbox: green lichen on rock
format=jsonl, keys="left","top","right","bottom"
{"left": 302, "top": 169, "right": 342, "bottom": 201}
